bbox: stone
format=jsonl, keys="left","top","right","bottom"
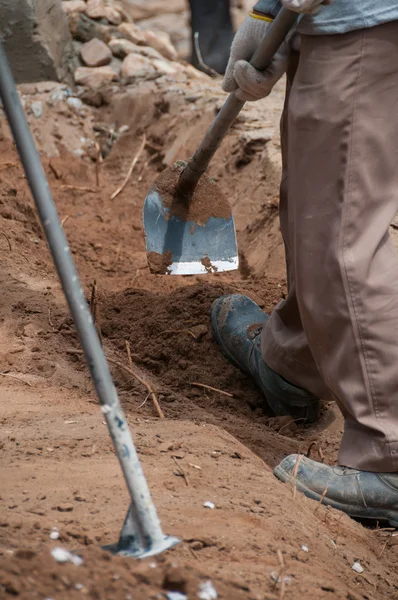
{"left": 80, "top": 38, "right": 112, "bottom": 67}
{"left": 120, "top": 53, "right": 155, "bottom": 80}
{"left": 62, "top": 0, "right": 86, "bottom": 14}
{"left": 0, "top": 0, "right": 74, "bottom": 84}
{"left": 152, "top": 59, "right": 179, "bottom": 76}
{"left": 68, "top": 12, "right": 113, "bottom": 43}
{"left": 74, "top": 65, "right": 118, "bottom": 88}
{"left": 143, "top": 30, "right": 178, "bottom": 61}
{"left": 85, "top": 0, "right": 122, "bottom": 25}
{"left": 117, "top": 22, "right": 147, "bottom": 45}
{"left": 108, "top": 38, "right": 162, "bottom": 61}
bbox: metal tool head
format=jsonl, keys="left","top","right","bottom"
{"left": 143, "top": 165, "right": 239, "bottom": 276}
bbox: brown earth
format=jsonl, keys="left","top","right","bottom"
{"left": 0, "top": 47, "right": 397, "bottom": 600}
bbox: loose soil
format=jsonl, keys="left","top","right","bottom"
{"left": 0, "top": 46, "right": 397, "bottom": 600}
{"left": 154, "top": 163, "right": 231, "bottom": 225}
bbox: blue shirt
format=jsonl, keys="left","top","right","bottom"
{"left": 253, "top": 0, "right": 398, "bottom": 35}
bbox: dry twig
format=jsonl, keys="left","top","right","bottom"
{"left": 172, "top": 456, "right": 189, "bottom": 486}
{"left": 189, "top": 547, "right": 200, "bottom": 561}
{"left": 291, "top": 454, "right": 304, "bottom": 499}
{"left": 277, "top": 550, "right": 287, "bottom": 600}
{"left": 66, "top": 347, "right": 165, "bottom": 419}
{"left": 111, "top": 134, "right": 146, "bottom": 200}
{"left": 306, "top": 440, "right": 325, "bottom": 462}
{"left": 0, "top": 372, "right": 32, "bottom": 387}
{"left": 61, "top": 215, "right": 69, "bottom": 227}
{"left": 191, "top": 382, "right": 234, "bottom": 398}
{"left": 95, "top": 142, "right": 102, "bottom": 188}
{"left": 0, "top": 161, "right": 18, "bottom": 171}
{"left": 161, "top": 329, "right": 196, "bottom": 339}
{"left": 277, "top": 417, "right": 305, "bottom": 435}
{"left": 0, "top": 231, "right": 12, "bottom": 251}
{"left": 61, "top": 184, "right": 97, "bottom": 193}
{"left": 314, "top": 486, "right": 329, "bottom": 515}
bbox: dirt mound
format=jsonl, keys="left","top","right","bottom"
{"left": 102, "top": 282, "right": 274, "bottom": 413}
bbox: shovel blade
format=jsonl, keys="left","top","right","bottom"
{"left": 143, "top": 188, "right": 239, "bottom": 275}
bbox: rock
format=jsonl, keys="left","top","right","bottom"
{"left": 0, "top": 0, "right": 73, "bottom": 84}
{"left": 68, "top": 12, "right": 112, "bottom": 43}
{"left": 143, "top": 30, "right": 178, "bottom": 61}
{"left": 117, "top": 23, "right": 178, "bottom": 61}
{"left": 108, "top": 38, "right": 162, "bottom": 61}
{"left": 85, "top": 0, "right": 122, "bottom": 25}
{"left": 120, "top": 54, "right": 156, "bottom": 80}
{"left": 74, "top": 65, "right": 118, "bottom": 88}
{"left": 57, "top": 503, "right": 74, "bottom": 512}
{"left": 80, "top": 38, "right": 112, "bottom": 67}
{"left": 62, "top": 0, "right": 86, "bottom": 14}
{"left": 118, "top": 22, "right": 147, "bottom": 45}
{"left": 118, "top": 0, "right": 185, "bottom": 22}
{"left": 152, "top": 59, "right": 179, "bottom": 76}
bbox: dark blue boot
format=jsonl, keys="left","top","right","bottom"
{"left": 211, "top": 294, "right": 320, "bottom": 423}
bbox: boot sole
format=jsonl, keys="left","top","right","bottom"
{"left": 274, "top": 464, "right": 398, "bottom": 528}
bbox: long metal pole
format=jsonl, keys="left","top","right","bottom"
{"left": 0, "top": 43, "right": 178, "bottom": 557}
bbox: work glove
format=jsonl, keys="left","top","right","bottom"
{"left": 281, "top": 0, "right": 333, "bottom": 14}
{"left": 222, "top": 13, "right": 289, "bottom": 102}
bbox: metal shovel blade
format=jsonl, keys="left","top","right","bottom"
{"left": 143, "top": 167, "right": 239, "bottom": 276}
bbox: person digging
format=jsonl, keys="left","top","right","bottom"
{"left": 211, "top": 0, "right": 398, "bottom": 526}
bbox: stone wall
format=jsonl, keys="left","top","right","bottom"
{"left": 0, "top": 0, "right": 74, "bottom": 83}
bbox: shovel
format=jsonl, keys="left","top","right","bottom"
{"left": 144, "top": 8, "right": 298, "bottom": 275}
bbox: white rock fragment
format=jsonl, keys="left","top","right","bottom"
{"left": 31, "top": 101, "right": 43, "bottom": 118}
{"left": 270, "top": 572, "right": 291, "bottom": 585}
{"left": 67, "top": 97, "right": 84, "bottom": 112}
{"left": 50, "top": 527, "right": 60, "bottom": 540}
{"left": 51, "top": 547, "right": 83, "bottom": 566}
{"left": 166, "top": 593, "right": 187, "bottom": 600}
{"left": 352, "top": 561, "right": 364, "bottom": 574}
{"left": 198, "top": 580, "right": 218, "bottom": 600}
{"left": 203, "top": 501, "right": 215, "bottom": 509}
{"left": 301, "top": 545, "right": 309, "bottom": 552}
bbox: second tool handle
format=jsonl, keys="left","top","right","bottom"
{"left": 177, "top": 8, "right": 298, "bottom": 198}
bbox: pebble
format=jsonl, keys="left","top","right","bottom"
{"left": 62, "top": 0, "right": 86, "bottom": 14}
{"left": 108, "top": 38, "right": 163, "bottom": 61}
{"left": 80, "top": 38, "right": 112, "bottom": 68}
{"left": 51, "top": 547, "right": 83, "bottom": 566}
{"left": 352, "top": 561, "right": 364, "bottom": 574}
{"left": 74, "top": 66, "right": 118, "bottom": 89}
{"left": 203, "top": 501, "right": 215, "bottom": 510}
{"left": 166, "top": 593, "right": 187, "bottom": 600}
{"left": 143, "top": 30, "right": 178, "bottom": 62}
{"left": 31, "top": 101, "right": 43, "bottom": 118}
{"left": 85, "top": 0, "right": 122, "bottom": 24}
{"left": 57, "top": 503, "right": 74, "bottom": 512}
{"left": 120, "top": 54, "right": 156, "bottom": 80}
{"left": 198, "top": 581, "right": 218, "bottom": 600}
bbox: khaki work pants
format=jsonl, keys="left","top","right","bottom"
{"left": 261, "top": 21, "right": 398, "bottom": 472}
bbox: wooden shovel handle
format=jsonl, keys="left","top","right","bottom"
{"left": 176, "top": 8, "right": 298, "bottom": 198}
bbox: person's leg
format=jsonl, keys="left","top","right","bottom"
{"left": 188, "top": 0, "right": 234, "bottom": 75}
{"left": 279, "top": 21, "right": 398, "bottom": 473}
{"left": 262, "top": 51, "right": 332, "bottom": 401}
{"left": 274, "top": 22, "right": 398, "bottom": 525}
{"left": 211, "top": 51, "right": 321, "bottom": 422}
